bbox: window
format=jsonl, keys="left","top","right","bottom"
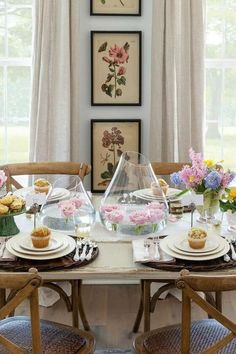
{"left": 0, "top": 0, "right": 32, "bottom": 164}
{"left": 205, "top": 0, "right": 236, "bottom": 170}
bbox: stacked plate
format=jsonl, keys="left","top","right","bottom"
{"left": 6, "top": 233, "right": 76, "bottom": 260}
{"left": 160, "top": 234, "right": 229, "bottom": 261}
{"left": 133, "top": 188, "right": 182, "bottom": 202}
{"left": 14, "top": 187, "right": 70, "bottom": 202}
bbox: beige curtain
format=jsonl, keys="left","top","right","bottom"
{"left": 30, "top": 0, "right": 80, "bottom": 162}
{"left": 149, "top": 0, "right": 205, "bottom": 162}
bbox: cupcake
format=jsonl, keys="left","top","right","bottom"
{"left": 158, "top": 178, "right": 169, "bottom": 195}
{"left": 31, "top": 226, "right": 51, "bottom": 248}
{"left": 188, "top": 227, "right": 207, "bottom": 249}
{"left": 34, "top": 178, "right": 51, "bottom": 194}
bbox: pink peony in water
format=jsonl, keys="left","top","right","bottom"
{"left": 101, "top": 204, "right": 121, "bottom": 214}
{"left": 70, "top": 197, "right": 83, "bottom": 209}
{"left": 58, "top": 200, "right": 76, "bottom": 218}
{"left": 106, "top": 209, "right": 124, "bottom": 223}
{"left": 129, "top": 210, "right": 150, "bottom": 225}
{"left": 147, "top": 201, "right": 166, "bottom": 211}
{"left": 0, "top": 170, "right": 7, "bottom": 189}
{"left": 109, "top": 45, "right": 129, "bottom": 64}
{"left": 148, "top": 209, "right": 164, "bottom": 223}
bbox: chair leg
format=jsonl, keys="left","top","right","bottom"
{"left": 143, "top": 280, "right": 151, "bottom": 332}
{"left": 0, "top": 289, "right": 6, "bottom": 308}
{"left": 132, "top": 280, "right": 144, "bottom": 333}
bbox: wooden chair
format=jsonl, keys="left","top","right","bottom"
{"left": 2, "top": 162, "right": 91, "bottom": 192}
{"left": 1, "top": 161, "right": 92, "bottom": 330}
{"left": 134, "top": 270, "right": 236, "bottom": 354}
{"left": 0, "top": 269, "right": 95, "bottom": 354}
{"left": 151, "top": 162, "right": 189, "bottom": 176}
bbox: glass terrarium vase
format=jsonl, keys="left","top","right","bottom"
{"left": 40, "top": 176, "right": 96, "bottom": 233}
{"left": 99, "top": 151, "right": 168, "bottom": 236}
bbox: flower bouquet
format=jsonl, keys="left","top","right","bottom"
{"left": 220, "top": 188, "right": 236, "bottom": 230}
{"left": 170, "top": 148, "right": 235, "bottom": 222}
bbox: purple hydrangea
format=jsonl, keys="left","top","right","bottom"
{"left": 170, "top": 172, "right": 182, "bottom": 186}
{"left": 204, "top": 171, "right": 222, "bottom": 190}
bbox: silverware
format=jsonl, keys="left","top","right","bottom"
{"left": 73, "top": 239, "right": 82, "bottom": 261}
{"left": 0, "top": 239, "right": 6, "bottom": 258}
{"left": 144, "top": 240, "right": 150, "bottom": 259}
{"left": 153, "top": 238, "right": 160, "bottom": 260}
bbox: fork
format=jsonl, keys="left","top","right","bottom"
{"left": 153, "top": 237, "right": 160, "bottom": 260}
{"left": 0, "top": 238, "right": 7, "bottom": 258}
{"left": 73, "top": 239, "right": 82, "bottom": 261}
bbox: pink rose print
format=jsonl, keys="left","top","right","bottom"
{"left": 98, "top": 41, "right": 130, "bottom": 98}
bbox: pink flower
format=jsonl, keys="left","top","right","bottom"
{"left": 148, "top": 209, "right": 164, "bottom": 223}
{"left": 101, "top": 204, "right": 121, "bottom": 214}
{"left": 147, "top": 202, "right": 165, "bottom": 211}
{"left": 109, "top": 45, "right": 129, "bottom": 64}
{"left": 129, "top": 210, "right": 150, "bottom": 225}
{"left": 106, "top": 210, "right": 124, "bottom": 223}
{"left": 0, "top": 170, "right": 7, "bottom": 189}
{"left": 117, "top": 66, "right": 126, "bottom": 76}
{"left": 102, "top": 56, "right": 111, "bottom": 64}
{"left": 58, "top": 200, "right": 76, "bottom": 218}
{"left": 70, "top": 197, "right": 83, "bottom": 209}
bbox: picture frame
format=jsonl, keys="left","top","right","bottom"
{"left": 91, "top": 31, "right": 142, "bottom": 106}
{"left": 91, "top": 119, "right": 141, "bottom": 193}
{"left": 90, "top": 0, "right": 141, "bottom": 16}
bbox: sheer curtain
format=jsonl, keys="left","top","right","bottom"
{"left": 149, "top": 0, "right": 205, "bottom": 162}
{"left": 30, "top": 0, "right": 80, "bottom": 162}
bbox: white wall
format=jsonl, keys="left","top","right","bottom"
{"left": 78, "top": 0, "right": 153, "bottom": 188}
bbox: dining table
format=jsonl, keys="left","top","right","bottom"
{"left": 0, "top": 194, "right": 236, "bottom": 333}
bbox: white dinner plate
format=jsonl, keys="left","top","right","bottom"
{"left": 168, "top": 239, "right": 224, "bottom": 257}
{"left": 20, "top": 236, "right": 63, "bottom": 252}
{"left": 173, "top": 238, "right": 219, "bottom": 254}
{"left": 160, "top": 236, "right": 229, "bottom": 261}
{"left": 6, "top": 234, "right": 75, "bottom": 260}
{"left": 133, "top": 188, "right": 182, "bottom": 201}
{"left": 12, "top": 238, "right": 68, "bottom": 255}
{"left": 14, "top": 187, "right": 70, "bottom": 202}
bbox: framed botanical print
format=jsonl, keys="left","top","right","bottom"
{"left": 91, "top": 31, "right": 142, "bottom": 106}
{"left": 90, "top": 0, "right": 141, "bottom": 16}
{"left": 91, "top": 119, "right": 141, "bottom": 192}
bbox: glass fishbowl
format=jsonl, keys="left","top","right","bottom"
{"left": 99, "top": 151, "right": 168, "bottom": 236}
{"left": 40, "top": 176, "right": 96, "bottom": 233}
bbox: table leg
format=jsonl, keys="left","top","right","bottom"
{"left": 215, "top": 291, "right": 222, "bottom": 312}
{"left": 0, "top": 288, "right": 6, "bottom": 308}
{"left": 143, "top": 280, "right": 151, "bottom": 332}
{"left": 71, "top": 280, "right": 79, "bottom": 328}
{"left": 132, "top": 280, "right": 144, "bottom": 333}
{"left": 78, "top": 280, "right": 90, "bottom": 331}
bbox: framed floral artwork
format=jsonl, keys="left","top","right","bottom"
{"left": 91, "top": 119, "right": 141, "bottom": 192}
{"left": 91, "top": 31, "right": 142, "bottom": 106}
{"left": 90, "top": 0, "right": 141, "bottom": 16}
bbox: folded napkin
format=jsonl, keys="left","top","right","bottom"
{"left": 132, "top": 239, "right": 174, "bottom": 263}
{"left": 0, "top": 238, "right": 16, "bottom": 261}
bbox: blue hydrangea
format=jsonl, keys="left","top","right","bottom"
{"left": 204, "top": 171, "right": 222, "bottom": 190}
{"left": 170, "top": 172, "right": 182, "bottom": 186}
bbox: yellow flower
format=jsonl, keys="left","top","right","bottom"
{"left": 229, "top": 189, "right": 236, "bottom": 199}
{"left": 204, "top": 159, "right": 215, "bottom": 167}
{"left": 189, "top": 176, "right": 195, "bottom": 182}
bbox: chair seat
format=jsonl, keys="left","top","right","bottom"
{"left": 0, "top": 316, "right": 93, "bottom": 354}
{"left": 138, "top": 319, "right": 236, "bottom": 354}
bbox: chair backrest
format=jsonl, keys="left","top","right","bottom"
{"left": 177, "top": 270, "right": 236, "bottom": 354}
{"left": 151, "top": 162, "right": 190, "bottom": 176}
{"left": 0, "top": 269, "right": 42, "bottom": 354}
{"left": 2, "top": 162, "right": 92, "bottom": 192}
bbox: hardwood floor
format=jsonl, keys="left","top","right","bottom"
{"left": 15, "top": 284, "right": 236, "bottom": 349}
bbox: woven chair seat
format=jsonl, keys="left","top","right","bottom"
{"left": 0, "top": 316, "right": 88, "bottom": 354}
{"left": 143, "top": 319, "right": 236, "bottom": 354}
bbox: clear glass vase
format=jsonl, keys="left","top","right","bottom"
{"left": 40, "top": 176, "right": 96, "bottom": 234}
{"left": 196, "top": 190, "right": 221, "bottom": 223}
{"left": 99, "top": 151, "right": 168, "bottom": 236}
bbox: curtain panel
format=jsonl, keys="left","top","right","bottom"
{"left": 30, "top": 0, "right": 80, "bottom": 162}
{"left": 149, "top": 0, "right": 205, "bottom": 162}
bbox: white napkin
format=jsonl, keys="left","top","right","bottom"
{"left": 0, "top": 238, "right": 16, "bottom": 261}
{"left": 132, "top": 239, "right": 174, "bottom": 263}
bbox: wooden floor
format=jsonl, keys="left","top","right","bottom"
{"left": 15, "top": 284, "right": 236, "bottom": 349}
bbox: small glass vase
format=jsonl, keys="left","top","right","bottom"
{"left": 99, "top": 151, "right": 168, "bottom": 236}
{"left": 196, "top": 190, "right": 221, "bottom": 223}
{"left": 226, "top": 210, "right": 236, "bottom": 232}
